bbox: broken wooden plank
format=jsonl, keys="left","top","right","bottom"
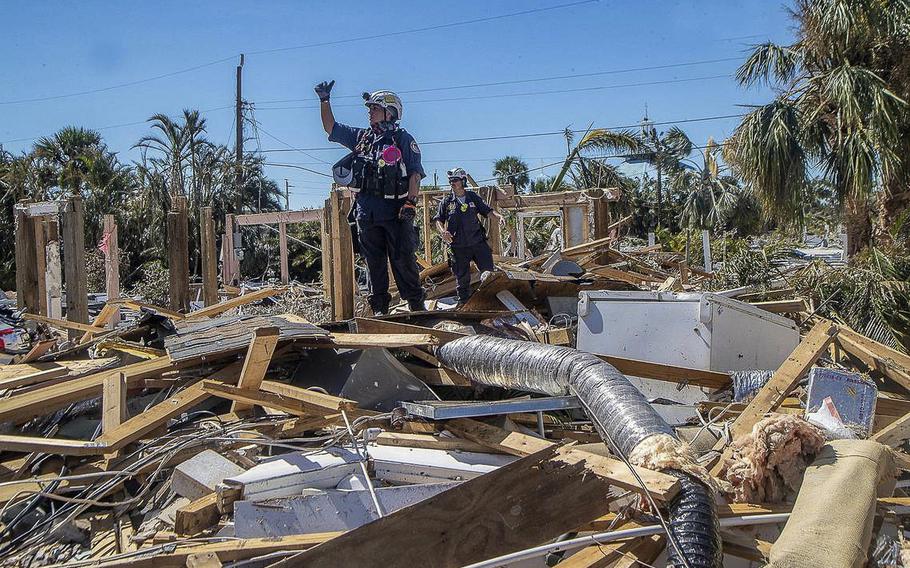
{"left": 113, "top": 298, "right": 185, "bottom": 320}
{"left": 175, "top": 493, "right": 220, "bottom": 537}
{"left": 401, "top": 363, "right": 472, "bottom": 386}
{"left": 871, "top": 409, "right": 910, "bottom": 447}
{"left": 184, "top": 286, "right": 286, "bottom": 320}
{"left": 259, "top": 381, "right": 359, "bottom": 413}
{"left": 93, "top": 532, "right": 341, "bottom": 567}
{"left": 273, "top": 444, "right": 675, "bottom": 568}
{"left": 203, "top": 381, "right": 358, "bottom": 417}
{"left": 599, "top": 354, "right": 731, "bottom": 390}
{"left": 355, "top": 317, "right": 466, "bottom": 344}
{"left": 22, "top": 312, "right": 100, "bottom": 333}
{"left": 0, "top": 356, "right": 176, "bottom": 424}
{"left": 0, "top": 366, "right": 68, "bottom": 390}
{"left": 376, "top": 432, "right": 501, "bottom": 454}
{"left": 231, "top": 326, "right": 280, "bottom": 413}
{"left": 328, "top": 332, "right": 438, "bottom": 348}
{"left": 750, "top": 298, "right": 809, "bottom": 314}
{"left": 11, "top": 339, "right": 56, "bottom": 364}
{"left": 0, "top": 434, "right": 99, "bottom": 456}
{"left": 79, "top": 302, "right": 121, "bottom": 343}
{"left": 102, "top": 372, "right": 128, "bottom": 435}
{"left": 836, "top": 325, "right": 910, "bottom": 392}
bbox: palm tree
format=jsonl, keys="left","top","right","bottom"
{"left": 549, "top": 128, "right": 641, "bottom": 191}
{"left": 724, "top": 0, "right": 910, "bottom": 255}
{"left": 622, "top": 122, "right": 693, "bottom": 229}
{"left": 135, "top": 113, "right": 188, "bottom": 197}
{"left": 33, "top": 126, "right": 104, "bottom": 194}
{"left": 493, "top": 156, "right": 530, "bottom": 192}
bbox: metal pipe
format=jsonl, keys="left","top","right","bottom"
{"left": 462, "top": 514, "right": 791, "bottom": 568}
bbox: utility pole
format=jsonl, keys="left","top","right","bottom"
{"left": 284, "top": 179, "right": 291, "bottom": 210}
{"left": 234, "top": 54, "right": 245, "bottom": 214}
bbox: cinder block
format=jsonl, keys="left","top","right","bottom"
{"left": 172, "top": 449, "right": 246, "bottom": 500}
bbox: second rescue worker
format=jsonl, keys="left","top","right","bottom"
{"left": 315, "top": 80, "right": 425, "bottom": 316}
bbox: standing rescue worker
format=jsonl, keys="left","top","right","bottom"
{"left": 315, "top": 80, "right": 425, "bottom": 315}
{"left": 434, "top": 167, "right": 503, "bottom": 306}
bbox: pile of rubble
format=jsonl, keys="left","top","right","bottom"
{"left": 0, "top": 240, "right": 907, "bottom": 568}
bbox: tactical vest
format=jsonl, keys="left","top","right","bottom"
{"left": 350, "top": 128, "right": 410, "bottom": 200}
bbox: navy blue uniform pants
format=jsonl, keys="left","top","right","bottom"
{"left": 452, "top": 242, "right": 495, "bottom": 302}
{"left": 357, "top": 217, "right": 424, "bottom": 312}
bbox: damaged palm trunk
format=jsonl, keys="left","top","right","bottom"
{"left": 437, "top": 334, "right": 723, "bottom": 568}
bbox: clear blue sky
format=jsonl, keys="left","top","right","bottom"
{"left": 1, "top": 1, "right": 795, "bottom": 209}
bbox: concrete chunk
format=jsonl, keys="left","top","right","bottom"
{"left": 172, "top": 449, "right": 246, "bottom": 500}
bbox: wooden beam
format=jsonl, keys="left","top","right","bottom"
{"left": 321, "top": 199, "right": 334, "bottom": 317}
{"left": 422, "top": 192, "right": 433, "bottom": 263}
{"left": 836, "top": 325, "right": 910, "bottom": 392}
{"left": 101, "top": 372, "right": 128, "bottom": 435}
{"left": 96, "top": 381, "right": 212, "bottom": 452}
{"left": 113, "top": 299, "right": 185, "bottom": 320}
{"left": 231, "top": 326, "right": 281, "bottom": 413}
{"left": 167, "top": 195, "right": 190, "bottom": 312}
{"left": 45, "top": 218, "right": 62, "bottom": 319}
{"left": 710, "top": 320, "right": 838, "bottom": 472}
{"left": 0, "top": 366, "right": 68, "bottom": 390}
{"left": 204, "top": 380, "right": 359, "bottom": 417}
{"left": 273, "top": 444, "right": 675, "bottom": 568}
{"left": 184, "top": 286, "right": 285, "bottom": 320}
{"left": 329, "top": 332, "right": 437, "bottom": 348}
{"left": 94, "top": 532, "right": 340, "bottom": 568}
{"left": 201, "top": 206, "right": 219, "bottom": 307}
{"left": 222, "top": 214, "right": 236, "bottom": 286}
{"left": 33, "top": 216, "right": 47, "bottom": 316}
{"left": 328, "top": 190, "right": 354, "bottom": 320}
{"left": 23, "top": 312, "right": 106, "bottom": 333}
{"left": 234, "top": 209, "right": 322, "bottom": 226}
{"left": 103, "top": 214, "right": 120, "bottom": 303}
{"left": 401, "top": 363, "right": 472, "bottom": 386}
{"left": 375, "top": 432, "right": 500, "bottom": 454}
{"left": 15, "top": 204, "right": 40, "bottom": 313}
{"left": 0, "top": 434, "right": 99, "bottom": 456}
{"left": 355, "top": 317, "right": 466, "bottom": 344}
{"left": 175, "top": 493, "right": 220, "bottom": 537}
{"left": 871, "top": 410, "right": 910, "bottom": 447}
{"left": 79, "top": 302, "right": 121, "bottom": 343}
{"left": 63, "top": 195, "right": 89, "bottom": 340}
{"left": 278, "top": 221, "right": 289, "bottom": 285}
{"left": 599, "top": 354, "right": 731, "bottom": 390}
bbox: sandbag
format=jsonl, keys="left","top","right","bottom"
{"left": 767, "top": 439, "right": 895, "bottom": 568}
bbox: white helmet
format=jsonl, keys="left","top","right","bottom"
{"left": 363, "top": 90, "right": 403, "bottom": 121}
{"left": 447, "top": 167, "right": 468, "bottom": 183}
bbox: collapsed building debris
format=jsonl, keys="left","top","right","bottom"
{"left": 2, "top": 189, "right": 909, "bottom": 568}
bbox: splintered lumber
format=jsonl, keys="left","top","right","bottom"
{"left": 114, "top": 298, "right": 185, "bottom": 320}
{"left": 96, "top": 381, "right": 212, "bottom": 452}
{"left": 12, "top": 339, "right": 55, "bottom": 364}
{"left": 836, "top": 324, "right": 910, "bottom": 392}
{"left": 871, "top": 410, "right": 910, "bottom": 446}
{"left": 22, "top": 312, "right": 101, "bottom": 333}
{"left": 231, "top": 326, "right": 280, "bottom": 413}
{"left": 710, "top": 319, "right": 838, "bottom": 472}
{"left": 92, "top": 533, "right": 341, "bottom": 568}
{"left": 0, "top": 366, "right": 67, "bottom": 390}
{"left": 184, "top": 286, "right": 286, "bottom": 320}
{"left": 559, "top": 534, "right": 665, "bottom": 568}
{"left": 0, "top": 434, "right": 100, "bottom": 456}
{"left": 402, "top": 362, "right": 472, "bottom": 386}
{"left": 376, "top": 432, "right": 500, "bottom": 454}
{"left": 328, "top": 332, "right": 438, "bottom": 348}
{"left": 274, "top": 444, "right": 677, "bottom": 568}
{"left": 259, "top": 381, "right": 359, "bottom": 412}
{"left": 721, "top": 530, "right": 773, "bottom": 562}
{"left": 0, "top": 356, "right": 176, "bottom": 424}
{"left": 598, "top": 354, "right": 731, "bottom": 390}
{"left": 589, "top": 265, "right": 659, "bottom": 285}
{"left": 79, "top": 302, "right": 121, "bottom": 343}
{"left": 355, "top": 317, "right": 466, "bottom": 344}
{"left": 174, "top": 493, "right": 220, "bottom": 536}
{"left": 203, "top": 381, "right": 360, "bottom": 417}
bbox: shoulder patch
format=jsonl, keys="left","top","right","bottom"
{"left": 410, "top": 140, "right": 420, "bottom": 154}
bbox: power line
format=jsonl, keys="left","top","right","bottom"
{"left": 0, "top": 58, "right": 236, "bottom": 105}
{"left": 245, "top": 0, "right": 598, "bottom": 56}
{"left": 255, "top": 74, "right": 733, "bottom": 111}
{"left": 0, "top": 105, "right": 234, "bottom": 145}
{"left": 265, "top": 162, "right": 334, "bottom": 177}
{"left": 0, "top": 1, "right": 596, "bottom": 106}
{"left": 255, "top": 57, "right": 742, "bottom": 105}
{"left": 258, "top": 112, "right": 746, "bottom": 152}
{"left": 247, "top": 115, "right": 331, "bottom": 165}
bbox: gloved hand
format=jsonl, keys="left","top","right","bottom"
{"left": 314, "top": 80, "right": 335, "bottom": 102}
{"left": 399, "top": 197, "right": 417, "bottom": 221}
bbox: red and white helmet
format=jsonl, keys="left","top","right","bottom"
{"left": 363, "top": 90, "right": 403, "bottom": 121}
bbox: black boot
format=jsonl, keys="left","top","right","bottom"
{"left": 407, "top": 299, "right": 425, "bottom": 312}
